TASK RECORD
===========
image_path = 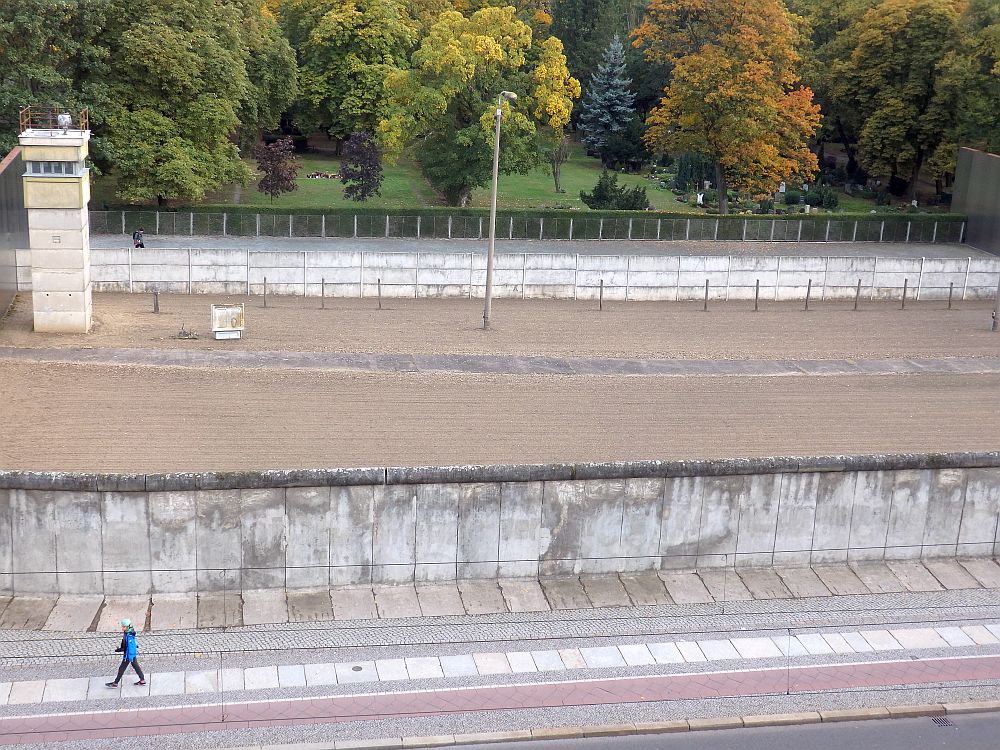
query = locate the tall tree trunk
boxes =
[908,149,924,202]
[714,159,729,215]
[550,134,567,193]
[835,117,858,175]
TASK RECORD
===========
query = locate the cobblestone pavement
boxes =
[2,579,1000,748]
[2,346,999,378]
[2,567,998,747]
[3,655,999,746]
[2,618,999,708]
[90,236,989,259]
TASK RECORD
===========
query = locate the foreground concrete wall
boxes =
[15,249,1000,301]
[0,453,998,595]
[0,147,27,317]
[953,147,1000,255]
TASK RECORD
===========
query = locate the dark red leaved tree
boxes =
[340,132,383,202]
[254,137,299,202]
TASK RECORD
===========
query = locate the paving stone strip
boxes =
[1,346,998,378]
[2,621,999,707]
[2,560,998,634]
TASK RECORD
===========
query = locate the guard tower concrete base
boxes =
[19,110,92,333]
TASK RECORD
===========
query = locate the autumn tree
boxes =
[534,36,582,193]
[255,136,300,202]
[831,0,963,200]
[280,0,414,144]
[340,131,383,201]
[941,0,1000,160]
[634,0,821,214]
[785,0,879,176]
[378,6,579,206]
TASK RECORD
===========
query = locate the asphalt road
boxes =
[460,713,1000,750]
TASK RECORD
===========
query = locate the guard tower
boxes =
[18,106,92,333]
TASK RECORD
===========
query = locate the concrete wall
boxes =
[0,147,27,317]
[14,248,1000,301]
[953,148,1000,255]
[0,453,998,594]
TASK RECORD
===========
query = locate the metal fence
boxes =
[88,210,968,244]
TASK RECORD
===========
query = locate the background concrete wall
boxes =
[0,453,997,594]
[14,248,1000,301]
[0,147,27,317]
[953,148,1000,255]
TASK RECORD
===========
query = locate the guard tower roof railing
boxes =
[18,106,89,133]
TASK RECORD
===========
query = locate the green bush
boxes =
[802,186,839,209]
[783,189,802,205]
[580,171,650,210]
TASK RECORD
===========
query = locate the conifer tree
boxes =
[578,36,636,161]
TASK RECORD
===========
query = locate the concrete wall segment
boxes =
[284,486,332,588]
[148,491,197,593]
[2,455,1000,592]
[44,243,996,299]
[330,485,374,586]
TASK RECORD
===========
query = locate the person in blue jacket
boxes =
[106,619,146,687]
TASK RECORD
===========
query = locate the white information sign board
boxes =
[211,303,245,340]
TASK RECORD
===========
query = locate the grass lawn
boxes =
[90,142,714,213]
[91,139,913,215]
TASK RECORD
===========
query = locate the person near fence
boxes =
[132,227,144,248]
[106,619,146,687]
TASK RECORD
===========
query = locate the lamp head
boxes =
[500,91,517,101]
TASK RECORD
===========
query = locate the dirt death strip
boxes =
[1,360,996,472]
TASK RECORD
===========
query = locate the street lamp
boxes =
[483,90,517,330]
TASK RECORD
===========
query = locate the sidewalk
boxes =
[4,619,999,707]
[3,573,1000,748]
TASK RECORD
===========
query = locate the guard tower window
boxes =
[25,160,84,177]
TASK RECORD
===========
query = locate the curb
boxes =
[227,699,1000,750]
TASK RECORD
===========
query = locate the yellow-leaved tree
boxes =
[633,0,821,213]
[378,5,579,205]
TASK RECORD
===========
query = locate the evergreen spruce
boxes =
[578,36,636,161]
